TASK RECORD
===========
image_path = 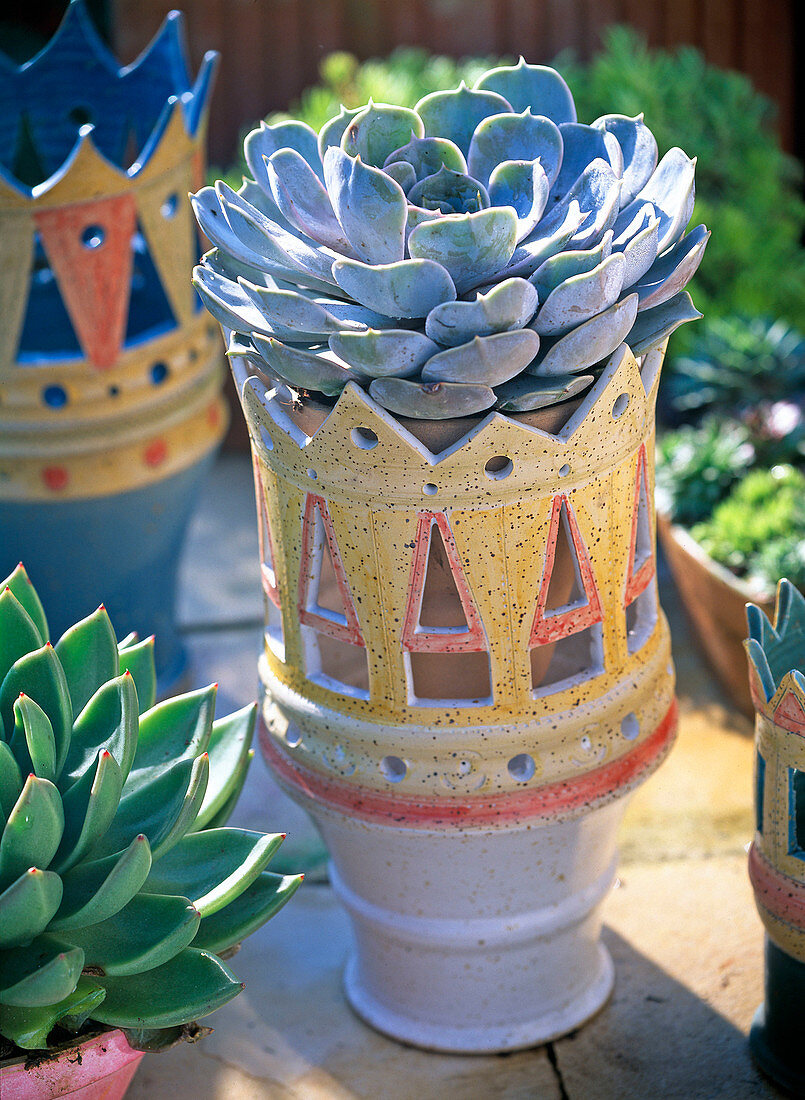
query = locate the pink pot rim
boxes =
[0,1028,143,1098]
[260,698,678,828]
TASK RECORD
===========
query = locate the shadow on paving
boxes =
[552,928,777,1100]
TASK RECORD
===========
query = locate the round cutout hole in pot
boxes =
[423,482,438,496]
[484,455,513,480]
[380,755,407,783]
[351,426,378,450]
[508,753,536,782]
[558,463,570,478]
[612,393,630,419]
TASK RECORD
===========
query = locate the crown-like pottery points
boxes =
[745,580,805,724]
[0,1,217,193]
[0,2,223,501]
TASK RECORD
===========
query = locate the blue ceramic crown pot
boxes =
[0,1,227,687]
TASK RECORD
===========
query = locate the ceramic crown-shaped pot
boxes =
[0,1,228,685]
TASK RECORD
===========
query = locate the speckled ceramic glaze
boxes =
[0,1029,143,1099]
[745,583,805,1092]
[235,338,676,1051]
[0,4,226,686]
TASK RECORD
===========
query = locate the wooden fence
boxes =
[112,0,797,168]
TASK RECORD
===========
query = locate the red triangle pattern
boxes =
[34,193,137,370]
[530,495,603,647]
[624,444,655,605]
[401,512,487,654]
[253,458,280,609]
[298,494,364,646]
[774,689,805,735]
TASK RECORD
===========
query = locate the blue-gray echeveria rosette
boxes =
[192,59,708,420]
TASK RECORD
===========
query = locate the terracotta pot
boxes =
[657,515,774,718]
[0,1029,144,1099]
[237,340,677,1051]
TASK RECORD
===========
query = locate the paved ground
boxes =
[129,454,779,1099]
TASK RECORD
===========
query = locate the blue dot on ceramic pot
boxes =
[81,225,105,249]
[43,384,68,408]
[150,362,169,385]
[161,193,179,219]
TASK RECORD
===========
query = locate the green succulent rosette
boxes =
[0,565,301,1053]
[193,59,708,419]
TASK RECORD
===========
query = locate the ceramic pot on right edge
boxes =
[745,579,805,1094]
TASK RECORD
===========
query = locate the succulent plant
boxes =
[0,564,301,1054]
[192,58,708,419]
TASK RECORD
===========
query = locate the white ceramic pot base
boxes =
[342,944,615,1054]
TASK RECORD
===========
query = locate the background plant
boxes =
[690,466,805,591]
[0,565,301,1056]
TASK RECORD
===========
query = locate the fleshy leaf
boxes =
[487,159,549,240]
[117,635,156,716]
[533,252,626,336]
[323,146,407,265]
[563,159,623,250]
[407,166,490,215]
[54,750,124,874]
[421,330,539,386]
[369,378,496,419]
[495,372,594,411]
[0,978,104,1049]
[408,208,518,294]
[0,777,63,890]
[593,114,658,207]
[329,329,439,378]
[141,829,285,916]
[193,872,303,955]
[91,755,208,862]
[193,704,256,832]
[528,294,639,376]
[332,256,456,319]
[10,694,56,783]
[0,742,23,823]
[617,213,660,288]
[501,200,587,279]
[416,82,512,155]
[130,685,216,779]
[61,893,200,978]
[426,278,538,346]
[92,948,242,1029]
[52,835,152,930]
[635,224,710,311]
[267,148,355,254]
[0,868,62,948]
[193,264,278,338]
[625,290,702,355]
[384,160,417,192]
[0,587,43,688]
[474,58,576,125]
[341,102,424,166]
[54,606,118,718]
[613,147,696,253]
[240,280,385,338]
[0,564,48,643]
[0,642,72,777]
[253,335,365,397]
[318,105,362,162]
[530,232,613,302]
[551,123,623,201]
[66,673,138,787]
[244,119,323,183]
[467,109,562,188]
[0,935,83,1007]
[383,135,467,180]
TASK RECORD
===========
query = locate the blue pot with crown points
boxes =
[745,579,805,1093]
[0,0,227,687]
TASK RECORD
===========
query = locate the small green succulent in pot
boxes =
[0,564,301,1055]
[192,57,708,420]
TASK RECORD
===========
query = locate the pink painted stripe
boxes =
[260,699,678,827]
[749,843,805,928]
